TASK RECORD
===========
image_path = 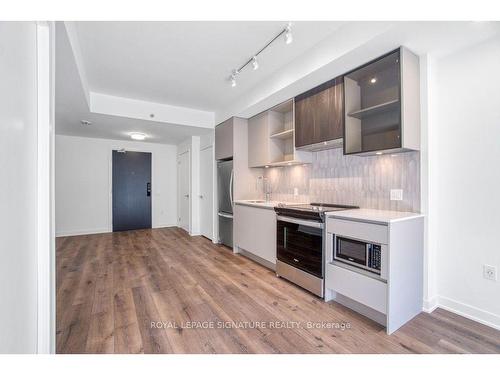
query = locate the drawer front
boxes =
[325,263,387,314]
[327,218,388,244]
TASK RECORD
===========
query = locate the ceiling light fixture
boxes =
[376,152,383,155]
[227,22,293,87]
[370,77,377,84]
[130,132,147,141]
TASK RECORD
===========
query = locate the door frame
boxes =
[199,144,216,240]
[108,146,155,232]
[36,21,55,354]
[177,149,191,233]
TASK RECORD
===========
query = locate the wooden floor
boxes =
[56,228,500,354]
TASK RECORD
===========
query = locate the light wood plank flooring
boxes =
[56,228,500,354]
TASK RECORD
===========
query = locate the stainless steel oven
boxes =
[276,215,324,297]
[334,236,382,274]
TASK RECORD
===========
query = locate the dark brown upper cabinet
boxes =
[343,47,420,156]
[294,76,344,150]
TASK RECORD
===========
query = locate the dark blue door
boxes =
[112,150,152,232]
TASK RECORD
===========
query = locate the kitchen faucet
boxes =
[263,177,271,202]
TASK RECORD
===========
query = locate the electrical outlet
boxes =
[390,189,403,201]
[294,187,299,196]
[483,265,497,281]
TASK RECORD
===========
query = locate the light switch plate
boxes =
[390,189,403,201]
[294,187,299,196]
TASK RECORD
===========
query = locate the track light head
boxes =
[252,56,259,70]
[285,23,293,45]
[230,69,238,87]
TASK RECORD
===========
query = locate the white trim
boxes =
[422,296,439,313]
[56,228,110,238]
[437,296,500,331]
[177,149,191,233]
[56,223,177,238]
[153,223,177,229]
[36,21,53,354]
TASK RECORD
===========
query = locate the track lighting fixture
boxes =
[230,70,238,87]
[285,23,293,45]
[227,22,293,87]
[252,56,259,70]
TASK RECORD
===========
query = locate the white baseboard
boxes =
[423,296,439,313]
[55,228,110,237]
[436,295,500,331]
[153,223,177,229]
[57,223,177,237]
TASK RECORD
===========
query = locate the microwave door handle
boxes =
[366,244,371,268]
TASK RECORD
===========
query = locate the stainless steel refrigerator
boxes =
[217,159,233,247]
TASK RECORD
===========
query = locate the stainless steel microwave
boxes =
[334,236,382,274]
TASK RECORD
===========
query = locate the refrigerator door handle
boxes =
[229,168,234,208]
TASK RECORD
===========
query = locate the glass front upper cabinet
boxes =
[343,47,421,155]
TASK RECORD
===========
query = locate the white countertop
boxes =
[326,208,424,224]
[234,200,301,210]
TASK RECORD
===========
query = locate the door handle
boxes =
[147,182,151,197]
[184,194,189,198]
[199,195,204,199]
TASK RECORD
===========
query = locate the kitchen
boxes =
[18,19,499,356]
[217,47,424,334]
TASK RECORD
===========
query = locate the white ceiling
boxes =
[56,21,500,145]
[55,23,212,144]
[73,21,344,112]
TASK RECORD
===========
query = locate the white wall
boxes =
[0,22,39,353]
[55,135,178,236]
[430,35,500,329]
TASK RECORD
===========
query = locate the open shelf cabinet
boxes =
[248,99,311,168]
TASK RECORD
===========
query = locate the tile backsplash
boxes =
[265,148,420,212]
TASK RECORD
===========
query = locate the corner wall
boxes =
[430,35,500,329]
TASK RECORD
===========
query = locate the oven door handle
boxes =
[276,215,324,229]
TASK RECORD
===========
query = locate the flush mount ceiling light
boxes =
[228,22,293,88]
[370,77,377,84]
[130,132,147,141]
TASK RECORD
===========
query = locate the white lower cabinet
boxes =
[325,263,387,314]
[325,213,424,334]
[234,204,276,266]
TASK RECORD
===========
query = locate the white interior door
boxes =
[200,146,214,239]
[178,151,190,232]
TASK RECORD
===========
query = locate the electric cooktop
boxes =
[274,203,359,221]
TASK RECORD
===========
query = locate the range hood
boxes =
[295,138,343,152]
